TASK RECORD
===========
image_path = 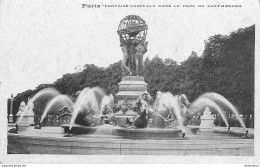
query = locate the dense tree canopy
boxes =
[10,25,254,123]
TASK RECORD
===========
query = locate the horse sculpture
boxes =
[56,105,110,127]
[131,92,153,128]
[56,92,154,128]
[152,92,192,128]
[178,94,194,125]
[54,89,197,130]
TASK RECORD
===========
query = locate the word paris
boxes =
[81,4,242,8]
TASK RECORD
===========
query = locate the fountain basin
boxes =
[186,126,200,134]
[8,123,31,131]
[212,127,254,138]
[61,124,199,139]
[113,127,182,139]
[62,124,98,134]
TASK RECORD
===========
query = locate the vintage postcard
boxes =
[0,0,260,164]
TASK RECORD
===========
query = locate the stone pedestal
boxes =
[200,107,215,131]
[9,114,14,123]
[116,76,148,105]
[16,101,35,127]
[8,97,14,123]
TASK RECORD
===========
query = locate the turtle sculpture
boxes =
[8,124,20,134]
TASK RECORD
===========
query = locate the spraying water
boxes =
[29,88,60,105]
[17,88,60,124]
[69,88,90,130]
[172,95,184,127]
[190,97,229,127]
[157,92,183,126]
[202,92,245,128]
[40,95,73,123]
[100,95,111,113]
[100,94,114,114]
[69,87,105,130]
[109,94,114,109]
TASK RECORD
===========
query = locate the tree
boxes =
[201,25,254,117]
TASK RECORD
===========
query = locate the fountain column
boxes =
[116,76,148,105]
[8,94,14,123]
[116,15,149,106]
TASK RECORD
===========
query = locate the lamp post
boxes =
[9,94,14,123]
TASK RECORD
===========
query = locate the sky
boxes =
[0,0,259,98]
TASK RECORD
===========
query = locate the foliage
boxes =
[213,117,241,127]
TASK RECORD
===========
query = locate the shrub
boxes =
[213,117,241,127]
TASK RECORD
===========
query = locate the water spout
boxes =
[17,88,60,124]
[190,97,229,127]
[69,87,105,130]
[29,88,60,105]
[157,92,183,126]
[69,87,91,130]
[202,92,246,128]
[40,95,73,123]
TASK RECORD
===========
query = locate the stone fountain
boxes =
[16,98,35,127]
[7,15,253,156]
[114,15,151,127]
[116,15,149,105]
[199,107,215,131]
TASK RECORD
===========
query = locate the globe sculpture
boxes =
[116,15,149,106]
[117,15,148,77]
[117,15,148,45]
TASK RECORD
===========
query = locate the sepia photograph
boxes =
[0,0,260,164]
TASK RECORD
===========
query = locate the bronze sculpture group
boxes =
[56,92,195,129]
[120,39,148,77]
[118,15,148,77]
